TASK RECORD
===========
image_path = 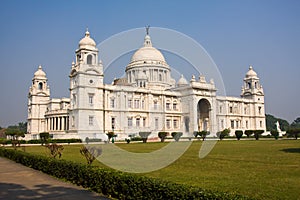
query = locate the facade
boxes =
[27,30,265,140]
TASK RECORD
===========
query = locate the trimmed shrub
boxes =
[244,130,254,138]
[158,132,168,142]
[171,132,183,142]
[254,130,264,140]
[217,129,230,140]
[235,130,243,140]
[139,132,151,143]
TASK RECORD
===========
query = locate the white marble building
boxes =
[27,30,265,140]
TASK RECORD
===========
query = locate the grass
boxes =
[20,139,300,200]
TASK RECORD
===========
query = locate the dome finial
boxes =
[146,25,150,35]
[85,28,90,37]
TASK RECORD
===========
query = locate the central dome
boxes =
[130,35,166,63]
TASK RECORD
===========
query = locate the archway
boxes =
[197,99,211,131]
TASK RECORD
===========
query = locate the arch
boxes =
[38,82,43,90]
[197,99,211,131]
[87,54,93,64]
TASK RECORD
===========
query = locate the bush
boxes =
[171,132,183,142]
[235,130,243,140]
[0,148,250,200]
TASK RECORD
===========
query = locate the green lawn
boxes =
[22,139,300,200]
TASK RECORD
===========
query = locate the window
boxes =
[134,99,140,109]
[173,103,177,110]
[231,120,234,129]
[166,119,171,129]
[154,101,158,110]
[136,118,140,127]
[111,117,115,130]
[166,102,171,110]
[87,54,93,64]
[159,74,162,81]
[236,121,239,128]
[143,118,146,127]
[245,120,248,129]
[88,94,94,105]
[141,100,145,109]
[128,117,133,127]
[258,106,262,115]
[221,120,224,129]
[260,121,263,128]
[110,99,115,108]
[128,99,132,108]
[244,107,247,115]
[173,119,178,129]
[72,116,75,127]
[155,118,159,130]
[89,116,94,126]
[219,106,222,113]
[229,106,233,113]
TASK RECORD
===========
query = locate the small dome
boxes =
[130,34,166,63]
[34,65,46,78]
[79,30,96,48]
[246,66,257,78]
[177,74,188,86]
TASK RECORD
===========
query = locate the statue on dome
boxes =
[146,25,150,35]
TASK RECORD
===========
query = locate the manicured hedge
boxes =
[0,148,251,200]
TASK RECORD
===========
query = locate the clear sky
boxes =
[0,0,299,127]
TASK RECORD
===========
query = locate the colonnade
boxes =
[46,116,69,131]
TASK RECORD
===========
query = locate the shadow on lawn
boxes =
[281,148,300,154]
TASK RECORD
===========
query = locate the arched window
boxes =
[159,74,162,81]
[38,82,43,90]
[87,54,93,65]
[247,82,251,89]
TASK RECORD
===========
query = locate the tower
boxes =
[27,66,50,135]
[68,30,104,138]
[241,65,265,130]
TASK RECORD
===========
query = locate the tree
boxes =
[39,132,49,145]
[45,143,64,158]
[291,117,300,128]
[254,130,264,140]
[171,132,183,142]
[80,146,102,165]
[5,127,25,149]
[217,128,230,140]
[158,132,168,142]
[139,132,151,143]
[265,114,289,131]
[244,130,254,138]
[235,130,243,140]
[270,130,279,140]
[286,128,300,140]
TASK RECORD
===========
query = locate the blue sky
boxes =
[0,0,299,127]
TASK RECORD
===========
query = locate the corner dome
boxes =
[177,74,188,86]
[34,65,46,78]
[130,34,166,63]
[246,66,257,78]
[79,30,96,48]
